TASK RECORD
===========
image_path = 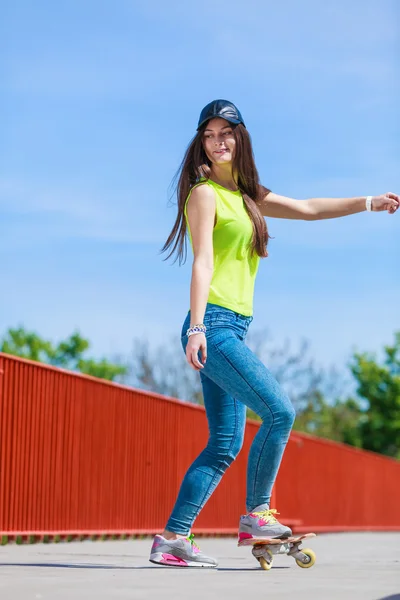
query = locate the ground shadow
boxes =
[217,566,289,571]
[0,562,289,571]
[377,596,400,600]
[0,563,135,570]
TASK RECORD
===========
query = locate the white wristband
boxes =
[366,196,373,212]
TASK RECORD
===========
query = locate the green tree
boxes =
[0,327,128,382]
[294,391,362,447]
[349,331,400,458]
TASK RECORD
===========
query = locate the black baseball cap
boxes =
[197,99,245,130]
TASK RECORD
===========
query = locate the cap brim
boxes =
[197,116,242,130]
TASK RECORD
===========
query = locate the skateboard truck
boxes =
[240,534,317,571]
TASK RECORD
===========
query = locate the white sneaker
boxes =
[149,534,218,568]
[238,509,292,543]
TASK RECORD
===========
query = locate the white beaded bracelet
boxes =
[366,195,373,212]
[186,324,207,337]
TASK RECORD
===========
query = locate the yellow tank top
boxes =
[184,178,260,317]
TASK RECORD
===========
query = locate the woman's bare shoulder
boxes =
[186,182,216,212]
[189,181,216,200]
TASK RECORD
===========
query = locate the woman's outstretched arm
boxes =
[260,191,399,220]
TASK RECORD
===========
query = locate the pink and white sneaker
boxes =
[149,533,218,568]
[238,508,292,543]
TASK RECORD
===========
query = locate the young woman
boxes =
[150,99,399,568]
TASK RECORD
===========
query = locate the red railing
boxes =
[1,352,399,540]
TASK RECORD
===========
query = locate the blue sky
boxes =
[1,0,399,380]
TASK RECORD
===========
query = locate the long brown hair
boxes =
[160,122,271,265]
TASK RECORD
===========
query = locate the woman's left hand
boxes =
[372,192,400,214]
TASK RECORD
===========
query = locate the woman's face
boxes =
[202,118,236,165]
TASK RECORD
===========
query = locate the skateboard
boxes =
[238,533,316,570]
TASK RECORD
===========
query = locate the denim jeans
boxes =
[165,302,296,535]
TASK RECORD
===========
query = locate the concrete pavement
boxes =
[0,532,399,599]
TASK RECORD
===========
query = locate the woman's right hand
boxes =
[186,333,207,371]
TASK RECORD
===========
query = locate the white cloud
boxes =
[0,178,166,247]
[6,1,396,104]
[0,178,102,219]
[6,53,173,100]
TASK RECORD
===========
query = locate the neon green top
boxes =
[184,178,260,317]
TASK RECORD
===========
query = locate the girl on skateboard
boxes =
[150,99,399,568]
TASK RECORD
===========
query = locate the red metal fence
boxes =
[1,352,399,540]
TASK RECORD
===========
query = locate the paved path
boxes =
[0,533,399,599]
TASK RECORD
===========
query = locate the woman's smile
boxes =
[214,148,229,155]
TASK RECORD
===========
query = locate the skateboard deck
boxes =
[238,532,316,546]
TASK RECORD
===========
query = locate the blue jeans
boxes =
[165,302,296,535]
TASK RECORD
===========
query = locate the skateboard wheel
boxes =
[295,548,316,569]
[259,549,273,571]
